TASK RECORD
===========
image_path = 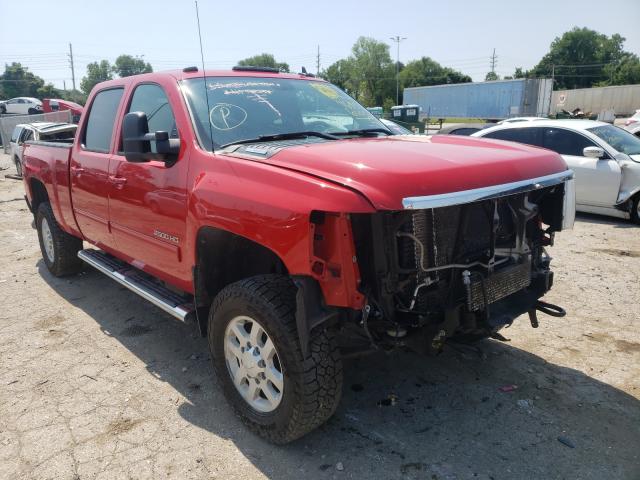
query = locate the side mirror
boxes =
[583,146,605,159]
[123,111,180,163]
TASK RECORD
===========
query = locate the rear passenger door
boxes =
[70,87,124,248]
[542,127,620,207]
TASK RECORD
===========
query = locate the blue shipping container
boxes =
[403,78,552,120]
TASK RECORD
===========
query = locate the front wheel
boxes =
[631,195,640,225]
[28,108,39,115]
[208,275,343,444]
[14,157,22,177]
[36,202,83,276]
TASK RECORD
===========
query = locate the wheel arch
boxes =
[29,178,49,213]
[193,226,288,336]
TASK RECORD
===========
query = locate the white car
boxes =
[497,117,546,124]
[9,122,77,176]
[0,97,43,115]
[472,119,640,224]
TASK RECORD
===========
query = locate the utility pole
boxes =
[316,45,320,76]
[68,43,76,91]
[63,80,67,91]
[390,36,406,106]
[490,48,497,75]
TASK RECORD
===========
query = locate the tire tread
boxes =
[209,274,342,444]
[36,202,83,277]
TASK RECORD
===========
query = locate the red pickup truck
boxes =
[22,67,575,443]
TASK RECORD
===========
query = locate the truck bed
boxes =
[22,141,79,237]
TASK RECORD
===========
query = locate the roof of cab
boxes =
[91,68,326,91]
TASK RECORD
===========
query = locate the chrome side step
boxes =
[78,249,195,323]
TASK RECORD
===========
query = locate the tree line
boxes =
[1,27,638,107]
[237,28,640,108]
[0,54,152,104]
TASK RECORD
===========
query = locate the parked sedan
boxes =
[437,123,488,136]
[472,120,640,224]
[0,97,43,115]
[42,98,84,123]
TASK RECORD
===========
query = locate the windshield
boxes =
[181,76,386,150]
[587,124,640,156]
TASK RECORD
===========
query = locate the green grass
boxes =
[434,117,485,124]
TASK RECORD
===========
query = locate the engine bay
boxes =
[349,182,569,352]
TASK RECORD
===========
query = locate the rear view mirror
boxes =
[123,111,180,163]
[583,146,605,159]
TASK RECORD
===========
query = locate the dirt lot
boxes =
[1,152,639,480]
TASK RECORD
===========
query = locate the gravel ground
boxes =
[1,152,639,480]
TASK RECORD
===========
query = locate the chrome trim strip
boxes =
[402,170,574,210]
[78,250,192,322]
[561,178,576,230]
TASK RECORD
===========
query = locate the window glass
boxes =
[543,128,597,156]
[587,124,640,155]
[21,130,34,142]
[128,84,177,136]
[181,76,385,150]
[126,84,177,152]
[84,88,124,152]
[483,127,542,146]
[10,127,22,143]
[450,127,481,136]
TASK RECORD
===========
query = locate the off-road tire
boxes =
[208,274,342,444]
[14,157,22,177]
[630,194,640,225]
[36,202,83,276]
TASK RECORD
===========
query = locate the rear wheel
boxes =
[36,202,83,276]
[631,195,640,225]
[0,105,6,114]
[209,275,342,444]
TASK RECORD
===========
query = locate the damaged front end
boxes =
[349,171,575,354]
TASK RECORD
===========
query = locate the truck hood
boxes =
[225,135,569,210]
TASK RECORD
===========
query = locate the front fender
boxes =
[616,160,640,205]
[187,154,374,309]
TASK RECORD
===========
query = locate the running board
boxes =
[78,249,195,323]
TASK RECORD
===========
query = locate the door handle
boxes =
[70,166,85,175]
[108,175,127,189]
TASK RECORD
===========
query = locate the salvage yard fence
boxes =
[0,111,72,153]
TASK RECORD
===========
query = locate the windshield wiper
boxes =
[221,131,339,148]
[329,128,392,137]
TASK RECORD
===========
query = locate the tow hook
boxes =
[528,300,567,328]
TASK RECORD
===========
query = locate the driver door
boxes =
[108,82,189,286]
[543,127,621,207]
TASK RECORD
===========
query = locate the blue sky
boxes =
[1,0,639,89]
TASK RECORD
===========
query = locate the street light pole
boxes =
[390,36,406,105]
